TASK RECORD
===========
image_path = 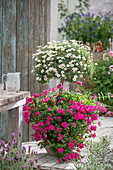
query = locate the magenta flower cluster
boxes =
[23,84,106,163]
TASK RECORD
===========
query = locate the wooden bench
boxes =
[0,91,30,144]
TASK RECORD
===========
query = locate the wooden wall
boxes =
[0,0,50,142]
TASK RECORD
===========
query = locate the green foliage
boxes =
[74,136,113,170]
[59,12,113,50]
[58,0,90,19]
[93,52,113,107]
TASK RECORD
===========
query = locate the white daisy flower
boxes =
[41,69,44,73]
[62,74,65,77]
[56,74,60,77]
[67,64,70,67]
[36,77,39,80]
[80,74,83,78]
[71,64,74,67]
[59,60,62,63]
[39,78,41,81]
[47,57,51,61]
[73,77,76,81]
[74,75,78,78]
[42,60,46,63]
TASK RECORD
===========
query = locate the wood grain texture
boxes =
[8,106,23,145]
[0,0,51,142]
[16,0,29,91]
[0,0,17,143]
[0,91,30,106]
[2,0,16,74]
[28,0,41,95]
[0,111,8,142]
[0,0,3,82]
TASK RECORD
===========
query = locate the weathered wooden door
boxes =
[0,0,50,142]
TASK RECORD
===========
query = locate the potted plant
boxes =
[23,83,106,163]
[59,12,113,51]
[31,39,93,85]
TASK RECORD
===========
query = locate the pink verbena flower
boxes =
[34,93,39,98]
[48,107,52,111]
[90,114,98,121]
[68,142,74,149]
[57,116,61,121]
[24,111,30,118]
[91,133,96,138]
[73,152,79,159]
[88,106,96,113]
[38,121,44,127]
[74,112,83,120]
[100,106,107,113]
[92,94,98,100]
[24,118,30,125]
[35,111,40,116]
[78,143,84,149]
[64,156,68,161]
[57,84,63,89]
[58,99,62,103]
[89,125,97,131]
[48,125,55,130]
[57,148,64,153]
[57,108,65,115]
[58,158,62,163]
[27,97,33,103]
[68,153,74,160]
[23,106,28,111]
[51,87,57,92]
[70,122,76,128]
[57,134,63,141]
[34,132,42,141]
[61,122,68,128]
[70,100,76,105]
[56,127,62,133]
[76,81,82,86]
[63,88,67,92]
[87,119,92,125]
[62,97,65,101]
[98,121,102,126]
[32,125,38,130]
[43,90,49,93]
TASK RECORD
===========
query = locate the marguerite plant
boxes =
[32,40,93,84]
[23,82,106,163]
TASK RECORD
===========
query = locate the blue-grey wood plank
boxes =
[28,0,42,95]
[16,0,29,91]
[0,0,3,83]
[0,111,8,142]
[2,0,16,74]
[0,0,16,142]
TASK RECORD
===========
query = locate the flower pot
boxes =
[45,145,55,156]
